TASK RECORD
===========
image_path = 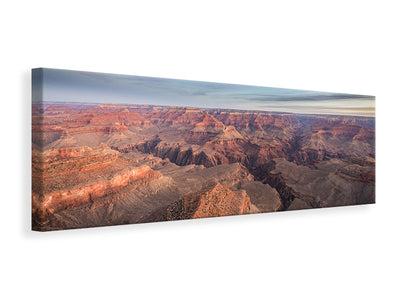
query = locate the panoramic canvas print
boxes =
[32,68,375,231]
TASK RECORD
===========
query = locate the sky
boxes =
[32,68,375,117]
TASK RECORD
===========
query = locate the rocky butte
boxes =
[32,102,375,231]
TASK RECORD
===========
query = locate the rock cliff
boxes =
[32,102,375,230]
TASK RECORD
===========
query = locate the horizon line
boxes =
[33,100,376,119]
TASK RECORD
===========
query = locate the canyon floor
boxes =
[32,102,375,231]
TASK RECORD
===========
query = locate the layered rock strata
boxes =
[32,102,375,230]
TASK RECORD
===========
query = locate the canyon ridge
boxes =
[32,102,375,231]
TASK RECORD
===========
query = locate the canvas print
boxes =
[32,68,375,231]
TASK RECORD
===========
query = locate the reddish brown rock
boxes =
[31,102,375,231]
[147,183,251,222]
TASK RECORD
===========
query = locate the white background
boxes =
[1,1,399,299]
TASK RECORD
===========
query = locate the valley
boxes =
[32,102,375,230]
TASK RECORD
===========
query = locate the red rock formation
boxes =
[336,164,375,182]
[88,111,150,126]
[32,142,162,218]
[31,102,375,231]
[147,183,251,222]
[37,165,161,214]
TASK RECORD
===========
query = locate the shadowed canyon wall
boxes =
[32,102,375,230]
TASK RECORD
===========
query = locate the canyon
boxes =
[32,102,375,231]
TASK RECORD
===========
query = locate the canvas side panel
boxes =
[373,96,376,204]
[31,68,46,231]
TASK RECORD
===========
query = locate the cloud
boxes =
[33,68,375,117]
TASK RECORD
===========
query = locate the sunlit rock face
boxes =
[32,102,375,231]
